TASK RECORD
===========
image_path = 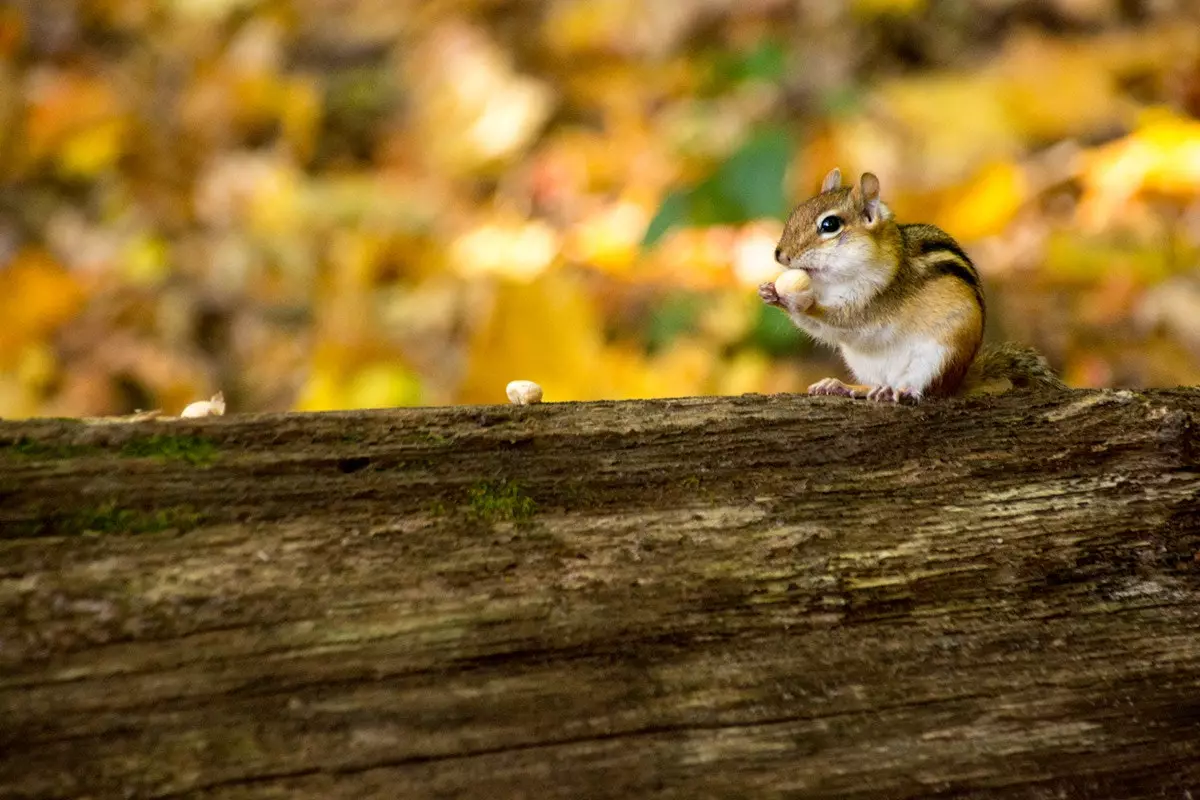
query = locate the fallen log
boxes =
[1,388,1199,799]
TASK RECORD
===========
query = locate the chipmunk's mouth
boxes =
[791,250,835,275]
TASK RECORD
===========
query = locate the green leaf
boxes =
[706,40,787,91]
[711,127,790,220]
[687,180,745,226]
[747,302,809,357]
[738,41,786,83]
[819,84,867,117]
[641,188,692,247]
[645,293,704,354]
[643,127,793,250]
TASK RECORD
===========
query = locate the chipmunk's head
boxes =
[774,169,900,304]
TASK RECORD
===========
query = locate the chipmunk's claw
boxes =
[808,379,921,404]
[758,282,784,308]
[865,385,921,405]
[808,378,857,397]
[866,385,897,403]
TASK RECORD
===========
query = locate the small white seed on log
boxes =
[506,380,543,405]
[180,391,226,418]
[774,269,811,300]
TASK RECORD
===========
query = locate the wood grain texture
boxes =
[2,389,1199,799]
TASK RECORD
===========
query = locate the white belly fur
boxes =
[841,337,950,393]
[785,310,952,393]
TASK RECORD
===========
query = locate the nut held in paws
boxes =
[506,380,543,405]
[773,269,811,299]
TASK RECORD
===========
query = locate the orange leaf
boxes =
[0,249,87,366]
[933,161,1028,242]
[24,70,126,172]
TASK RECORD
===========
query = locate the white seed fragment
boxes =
[180,391,226,418]
[506,380,543,405]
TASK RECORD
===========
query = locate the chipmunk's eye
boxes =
[818,215,843,234]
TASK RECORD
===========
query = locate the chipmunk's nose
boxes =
[774,247,785,266]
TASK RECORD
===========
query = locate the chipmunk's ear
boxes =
[858,172,882,224]
[820,168,842,193]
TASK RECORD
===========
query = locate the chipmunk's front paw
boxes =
[808,378,857,397]
[758,282,784,308]
[865,385,921,405]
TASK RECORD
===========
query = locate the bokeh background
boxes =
[2,0,1200,418]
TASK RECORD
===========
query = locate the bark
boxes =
[1,388,1199,799]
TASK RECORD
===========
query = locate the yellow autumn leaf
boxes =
[280,78,321,162]
[0,373,37,419]
[867,75,1020,186]
[642,226,740,290]
[698,290,757,346]
[294,364,342,413]
[933,161,1028,242]
[1133,109,1200,195]
[344,362,424,409]
[295,340,425,412]
[1079,108,1200,230]
[246,161,303,235]
[563,199,648,275]
[458,272,611,403]
[598,339,717,401]
[0,249,87,366]
[58,117,127,177]
[545,2,715,59]
[168,0,257,21]
[24,70,127,174]
[328,229,391,292]
[542,0,632,55]
[993,32,1133,143]
[715,350,772,397]
[644,338,717,397]
[407,23,555,175]
[3,340,61,421]
[121,235,171,285]
[1042,232,1172,286]
[450,217,560,283]
[852,0,926,17]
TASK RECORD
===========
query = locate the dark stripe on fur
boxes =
[927,259,980,293]
[928,257,985,320]
[901,224,985,320]
[916,234,973,270]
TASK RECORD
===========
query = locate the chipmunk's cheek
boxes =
[798,246,831,273]
[812,248,841,277]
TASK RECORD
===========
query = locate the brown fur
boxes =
[774,174,905,330]
[963,344,1067,394]
[918,277,985,395]
[768,169,1064,399]
[772,169,989,398]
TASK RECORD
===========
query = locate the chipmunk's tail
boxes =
[964,344,1068,396]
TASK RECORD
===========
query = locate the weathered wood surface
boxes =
[2,389,1199,799]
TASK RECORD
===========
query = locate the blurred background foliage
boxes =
[2,0,1200,417]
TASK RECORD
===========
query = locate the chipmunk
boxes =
[759,168,1065,402]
